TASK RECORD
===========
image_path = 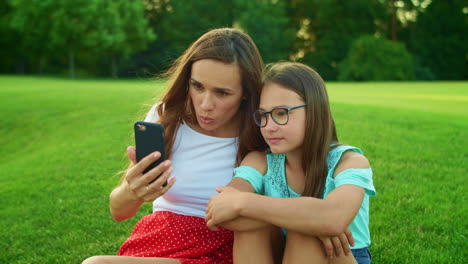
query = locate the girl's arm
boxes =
[215,178,270,231]
[212,151,270,231]
[208,151,369,237]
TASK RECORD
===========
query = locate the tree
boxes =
[8,0,57,74]
[9,0,155,78]
[284,0,320,60]
[160,0,234,72]
[385,0,419,41]
[9,0,103,78]
[0,1,18,73]
[91,0,155,78]
[235,0,294,63]
[121,0,235,76]
[338,35,414,81]
[408,0,467,80]
[298,0,387,80]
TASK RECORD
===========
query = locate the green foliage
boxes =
[7,0,57,73]
[1,0,467,80]
[89,0,156,77]
[161,0,233,53]
[338,35,414,81]
[121,0,234,76]
[8,0,154,78]
[407,0,467,80]
[299,0,387,80]
[413,57,435,81]
[235,0,294,63]
[0,1,20,72]
[0,77,466,263]
[385,0,419,41]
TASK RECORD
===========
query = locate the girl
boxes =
[206,62,376,264]
[83,28,267,264]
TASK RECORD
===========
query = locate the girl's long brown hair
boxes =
[263,62,339,198]
[157,28,267,164]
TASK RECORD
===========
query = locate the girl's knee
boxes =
[283,231,327,264]
[235,224,280,240]
[284,231,357,264]
[286,230,322,246]
[234,225,284,264]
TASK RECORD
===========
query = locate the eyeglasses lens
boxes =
[253,111,265,127]
[272,108,288,125]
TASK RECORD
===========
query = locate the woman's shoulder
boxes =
[240,150,268,175]
[144,103,161,122]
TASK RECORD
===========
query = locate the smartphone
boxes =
[134,121,167,186]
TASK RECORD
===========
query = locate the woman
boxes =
[83,28,266,264]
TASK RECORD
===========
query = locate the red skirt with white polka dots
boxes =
[117,211,233,264]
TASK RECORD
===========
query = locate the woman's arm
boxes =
[208,151,369,237]
[110,147,175,221]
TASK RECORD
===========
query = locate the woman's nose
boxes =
[200,93,214,111]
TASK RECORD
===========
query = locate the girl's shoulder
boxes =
[240,150,268,175]
[328,144,363,162]
[334,151,370,177]
[327,145,370,177]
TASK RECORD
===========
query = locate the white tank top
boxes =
[144,106,238,218]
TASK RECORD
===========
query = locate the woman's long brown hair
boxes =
[157,28,267,165]
[263,62,339,198]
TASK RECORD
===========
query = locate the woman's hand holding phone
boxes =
[124,146,176,202]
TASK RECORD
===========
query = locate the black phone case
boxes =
[134,122,167,185]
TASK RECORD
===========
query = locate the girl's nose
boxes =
[263,116,279,132]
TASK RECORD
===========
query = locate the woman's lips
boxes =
[200,116,214,125]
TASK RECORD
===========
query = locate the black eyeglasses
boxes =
[253,104,306,127]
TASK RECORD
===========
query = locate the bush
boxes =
[414,57,436,81]
[338,35,415,81]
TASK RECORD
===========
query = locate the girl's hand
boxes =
[205,186,243,231]
[124,146,176,202]
[319,228,355,258]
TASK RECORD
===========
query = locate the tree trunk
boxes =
[391,0,398,41]
[69,49,75,79]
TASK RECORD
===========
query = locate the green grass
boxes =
[0,76,466,263]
